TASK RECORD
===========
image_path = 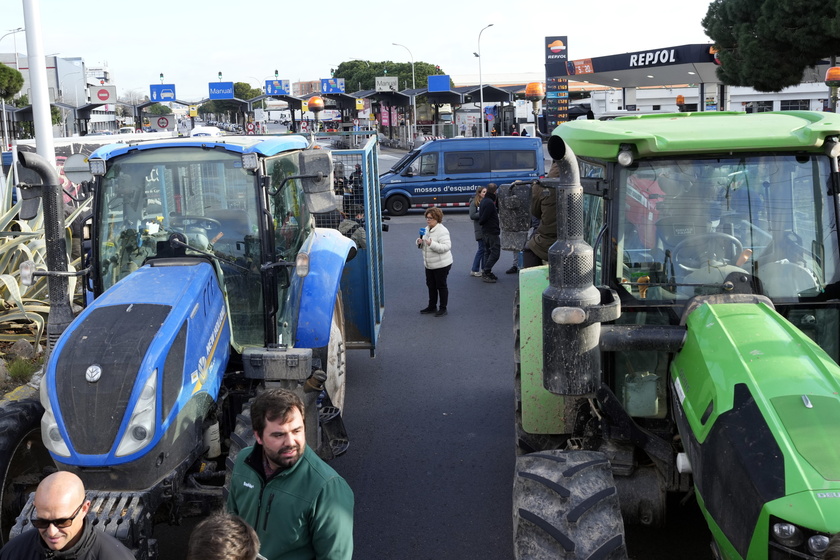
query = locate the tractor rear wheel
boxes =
[513,450,627,560]
[0,398,52,544]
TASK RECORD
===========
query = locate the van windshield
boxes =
[386,149,419,174]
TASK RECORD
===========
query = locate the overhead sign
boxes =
[209,81,235,100]
[321,78,345,94]
[150,84,176,102]
[94,86,117,103]
[265,79,290,96]
[427,75,450,92]
[375,77,398,92]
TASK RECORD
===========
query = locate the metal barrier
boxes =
[322,134,385,356]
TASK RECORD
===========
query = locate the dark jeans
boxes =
[483,233,501,273]
[471,238,485,272]
[425,264,451,309]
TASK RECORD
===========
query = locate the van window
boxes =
[444,151,489,174]
[408,153,438,176]
[491,150,537,172]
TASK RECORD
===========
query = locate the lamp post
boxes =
[392,43,416,144]
[474,23,493,137]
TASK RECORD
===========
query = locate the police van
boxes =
[380,137,546,215]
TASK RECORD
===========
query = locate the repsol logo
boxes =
[629,49,676,67]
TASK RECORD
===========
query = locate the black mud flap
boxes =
[318,391,349,460]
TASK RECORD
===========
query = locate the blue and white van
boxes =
[380,137,546,215]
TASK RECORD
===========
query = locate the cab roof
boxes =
[90,135,311,160]
[555,111,840,161]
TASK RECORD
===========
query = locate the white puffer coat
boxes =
[421,223,453,270]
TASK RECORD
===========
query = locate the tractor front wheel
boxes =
[513,450,627,560]
[0,398,52,544]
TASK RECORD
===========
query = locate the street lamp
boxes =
[475,23,494,137]
[0,28,24,70]
[392,43,416,143]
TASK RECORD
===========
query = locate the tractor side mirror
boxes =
[298,150,340,213]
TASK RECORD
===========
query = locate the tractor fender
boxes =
[296,228,354,348]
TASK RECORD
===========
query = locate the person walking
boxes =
[469,186,487,277]
[227,389,354,560]
[417,206,453,316]
[479,183,501,283]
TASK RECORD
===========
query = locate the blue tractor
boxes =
[0,134,384,558]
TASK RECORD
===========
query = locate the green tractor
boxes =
[506,111,840,559]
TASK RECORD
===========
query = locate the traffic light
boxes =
[435,65,441,73]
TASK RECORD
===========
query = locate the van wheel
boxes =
[386,195,409,216]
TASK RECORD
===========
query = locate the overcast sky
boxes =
[3,0,714,101]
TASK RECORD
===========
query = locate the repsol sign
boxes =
[629,49,677,67]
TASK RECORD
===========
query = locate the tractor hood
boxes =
[671,301,840,554]
[41,261,231,474]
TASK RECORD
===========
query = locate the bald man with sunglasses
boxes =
[0,472,133,560]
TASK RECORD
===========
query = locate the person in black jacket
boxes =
[0,471,134,560]
[478,183,501,283]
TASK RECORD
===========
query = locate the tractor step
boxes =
[318,401,349,459]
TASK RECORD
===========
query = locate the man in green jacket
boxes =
[227,389,354,560]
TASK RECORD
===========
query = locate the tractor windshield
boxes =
[615,155,840,302]
[95,147,266,347]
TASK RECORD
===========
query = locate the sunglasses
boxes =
[31,500,86,529]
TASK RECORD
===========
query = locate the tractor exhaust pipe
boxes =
[17,150,74,351]
[542,136,619,396]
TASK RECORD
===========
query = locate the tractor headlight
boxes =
[115,370,157,457]
[772,522,804,547]
[39,376,70,457]
[808,534,830,555]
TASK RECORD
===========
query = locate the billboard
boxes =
[544,36,569,129]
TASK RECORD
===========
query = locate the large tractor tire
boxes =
[513,450,627,560]
[0,398,52,544]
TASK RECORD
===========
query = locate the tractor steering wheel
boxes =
[169,215,222,232]
[672,232,743,271]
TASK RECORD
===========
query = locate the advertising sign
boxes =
[375,77,398,92]
[265,79,290,95]
[320,78,345,93]
[150,84,176,102]
[209,82,235,100]
[544,36,570,128]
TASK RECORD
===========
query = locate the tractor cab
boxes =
[88,136,331,352]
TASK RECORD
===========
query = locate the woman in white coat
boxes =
[417,206,453,317]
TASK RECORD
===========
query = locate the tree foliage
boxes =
[702,0,840,92]
[0,63,24,101]
[146,103,172,116]
[334,60,447,93]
